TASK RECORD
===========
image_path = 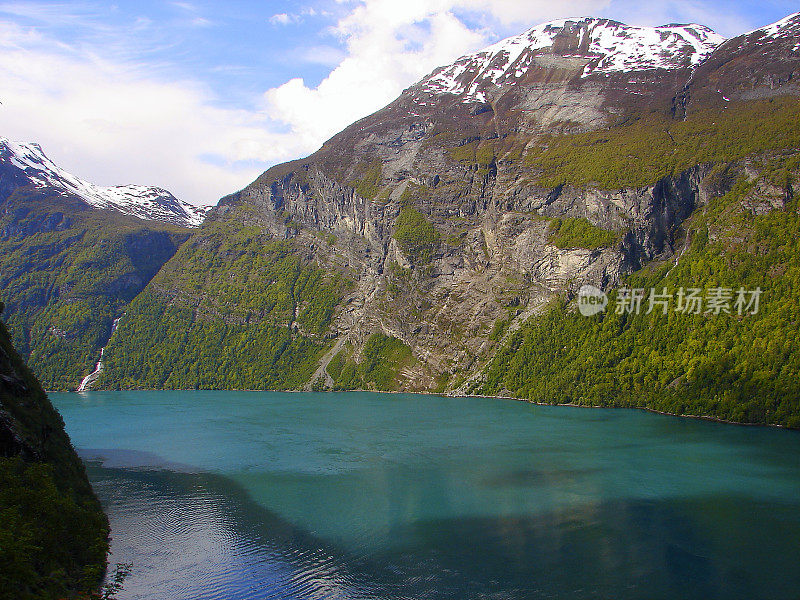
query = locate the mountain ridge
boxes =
[0,137,210,228]
[0,140,196,390]
[2,12,799,427]
[415,17,725,104]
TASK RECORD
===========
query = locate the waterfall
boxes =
[77,316,121,392]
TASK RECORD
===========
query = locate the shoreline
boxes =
[466,395,793,430]
[56,387,796,431]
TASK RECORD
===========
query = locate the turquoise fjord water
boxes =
[52,391,800,600]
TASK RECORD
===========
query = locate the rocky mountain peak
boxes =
[745,11,800,45]
[674,12,800,116]
[414,17,724,104]
[0,137,210,227]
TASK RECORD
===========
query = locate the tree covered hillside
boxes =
[478,153,800,428]
[0,189,189,390]
[0,303,109,599]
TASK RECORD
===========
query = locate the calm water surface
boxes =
[51,391,800,600]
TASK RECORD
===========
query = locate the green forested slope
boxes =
[0,307,108,599]
[325,333,416,391]
[97,219,352,390]
[96,96,800,427]
[0,190,188,390]
[525,97,800,188]
[478,158,800,427]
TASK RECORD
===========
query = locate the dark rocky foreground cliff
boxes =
[0,301,109,599]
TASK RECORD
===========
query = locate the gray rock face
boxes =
[206,13,797,390]
[215,139,723,386]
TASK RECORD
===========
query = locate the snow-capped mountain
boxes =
[673,12,800,116]
[0,138,210,227]
[416,17,725,103]
[180,11,800,410]
[742,11,800,48]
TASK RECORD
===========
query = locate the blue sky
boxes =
[0,0,796,205]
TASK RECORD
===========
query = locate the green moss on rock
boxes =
[393,208,440,265]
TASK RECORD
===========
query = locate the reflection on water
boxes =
[52,392,800,600]
[86,456,800,600]
[87,460,365,600]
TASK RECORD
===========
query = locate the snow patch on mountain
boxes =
[743,11,800,38]
[741,12,800,51]
[417,17,724,103]
[582,21,722,75]
[0,138,210,227]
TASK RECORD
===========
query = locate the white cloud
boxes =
[3,0,758,208]
[297,45,348,67]
[270,6,328,26]
[0,2,510,205]
[258,0,614,152]
[0,22,306,205]
[269,13,294,25]
[190,16,212,27]
[261,6,486,150]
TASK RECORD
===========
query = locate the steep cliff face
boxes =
[477,154,800,427]
[99,14,800,424]
[211,155,716,388]
[0,304,109,598]
[198,16,760,388]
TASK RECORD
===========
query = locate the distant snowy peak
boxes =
[740,12,800,50]
[0,138,210,227]
[417,17,724,103]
